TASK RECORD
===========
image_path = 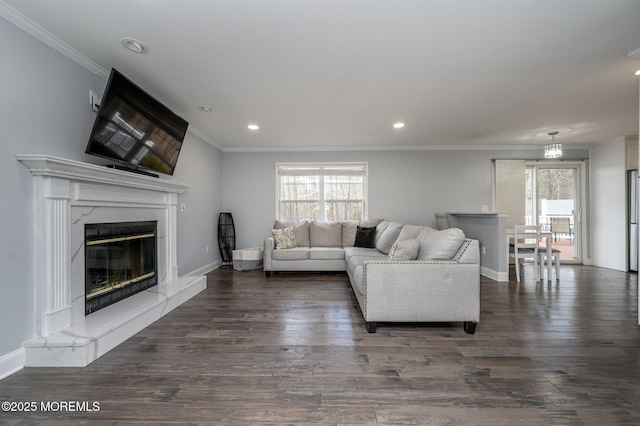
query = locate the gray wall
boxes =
[221,148,590,249]
[0,17,222,361]
[173,134,223,275]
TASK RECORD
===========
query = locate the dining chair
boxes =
[550,216,573,245]
[434,213,451,230]
[509,224,541,282]
[538,245,561,282]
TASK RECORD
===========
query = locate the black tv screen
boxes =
[86,68,188,176]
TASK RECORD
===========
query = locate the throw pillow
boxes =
[388,239,420,260]
[416,228,465,260]
[341,218,382,247]
[272,227,297,249]
[274,220,310,247]
[354,226,376,248]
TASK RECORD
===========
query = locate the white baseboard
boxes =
[0,347,25,380]
[481,266,508,282]
[187,260,222,277]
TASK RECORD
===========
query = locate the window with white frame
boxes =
[276,162,367,222]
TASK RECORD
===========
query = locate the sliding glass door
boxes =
[525,164,581,262]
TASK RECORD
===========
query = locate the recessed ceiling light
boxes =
[121,38,149,54]
[635,70,640,76]
[198,105,213,112]
[248,124,259,130]
[393,122,405,129]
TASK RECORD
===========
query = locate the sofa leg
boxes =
[265,271,271,277]
[365,322,377,333]
[463,321,477,334]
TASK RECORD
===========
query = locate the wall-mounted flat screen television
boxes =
[86,68,188,176]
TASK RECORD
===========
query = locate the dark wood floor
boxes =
[1,265,639,425]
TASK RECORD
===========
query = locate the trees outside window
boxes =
[277,163,367,222]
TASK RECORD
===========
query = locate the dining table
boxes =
[506,229,555,282]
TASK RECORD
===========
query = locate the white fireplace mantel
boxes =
[16,154,191,194]
[16,155,206,367]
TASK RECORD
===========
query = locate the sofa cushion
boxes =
[309,247,345,260]
[341,221,358,247]
[376,221,403,254]
[388,239,420,260]
[310,221,342,247]
[272,227,297,249]
[347,253,388,270]
[344,247,385,263]
[347,255,381,295]
[397,225,433,242]
[375,220,392,245]
[274,220,310,247]
[271,247,309,261]
[354,226,376,248]
[417,228,466,260]
[351,263,365,295]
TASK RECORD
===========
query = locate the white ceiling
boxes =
[2,0,640,151]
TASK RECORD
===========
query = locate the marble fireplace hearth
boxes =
[16,155,206,367]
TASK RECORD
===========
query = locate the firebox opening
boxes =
[85,221,157,315]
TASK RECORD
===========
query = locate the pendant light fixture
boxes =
[544,131,562,159]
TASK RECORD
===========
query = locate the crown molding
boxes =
[0,1,108,79]
[222,144,592,153]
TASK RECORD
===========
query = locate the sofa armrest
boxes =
[453,239,480,264]
[361,259,480,323]
[263,237,275,272]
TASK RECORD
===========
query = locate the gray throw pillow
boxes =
[388,239,420,260]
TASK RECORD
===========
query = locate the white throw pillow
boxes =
[388,239,420,260]
[272,227,297,249]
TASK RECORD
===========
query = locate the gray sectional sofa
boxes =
[264,219,480,333]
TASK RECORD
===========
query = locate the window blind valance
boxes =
[277,163,367,176]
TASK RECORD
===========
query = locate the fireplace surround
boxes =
[16,155,206,367]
